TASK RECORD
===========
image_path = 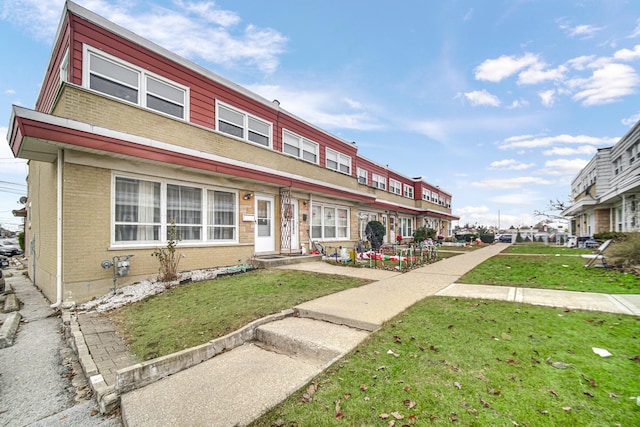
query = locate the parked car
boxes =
[567,235,598,249]
[0,268,5,293]
[0,240,22,256]
[0,255,8,269]
[499,234,513,243]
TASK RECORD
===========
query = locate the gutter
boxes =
[51,149,63,308]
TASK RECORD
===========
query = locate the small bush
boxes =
[607,232,640,269]
[479,234,494,244]
[365,221,385,250]
[594,231,626,241]
[152,222,182,282]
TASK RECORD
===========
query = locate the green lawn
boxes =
[109,270,371,361]
[251,297,640,427]
[458,251,639,294]
[505,244,591,255]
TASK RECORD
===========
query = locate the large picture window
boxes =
[282,130,318,163]
[85,47,187,119]
[113,175,237,245]
[311,203,350,240]
[217,102,272,147]
[398,216,414,238]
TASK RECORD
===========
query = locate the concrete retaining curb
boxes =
[114,308,295,395]
[63,307,296,414]
[0,311,22,348]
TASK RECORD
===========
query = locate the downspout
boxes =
[51,149,63,308]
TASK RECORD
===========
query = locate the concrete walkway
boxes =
[108,244,638,426]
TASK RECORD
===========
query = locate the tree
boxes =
[534,198,571,221]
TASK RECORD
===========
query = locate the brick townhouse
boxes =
[7,1,458,304]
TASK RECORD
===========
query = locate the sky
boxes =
[2,0,640,232]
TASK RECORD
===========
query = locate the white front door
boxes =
[255,195,275,253]
[282,199,299,251]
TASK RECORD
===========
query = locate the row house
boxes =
[563,120,640,235]
[6,1,458,304]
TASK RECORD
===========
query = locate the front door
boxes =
[255,195,275,253]
[282,199,299,251]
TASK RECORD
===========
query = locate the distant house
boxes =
[563,121,640,235]
[6,1,458,304]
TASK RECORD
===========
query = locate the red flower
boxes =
[396,235,403,242]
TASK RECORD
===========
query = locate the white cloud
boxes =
[506,99,528,109]
[567,55,597,71]
[463,90,501,107]
[538,158,589,177]
[568,62,640,106]
[489,159,535,170]
[542,146,599,156]
[621,112,640,126]
[471,176,553,189]
[4,89,16,95]
[0,0,287,74]
[566,24,604,39]
[613,44,640,61]
[474,53,539,82]
[247,84,383,131]
[538,89,555,107]
[518,64,567,85]
[499,134,617,150]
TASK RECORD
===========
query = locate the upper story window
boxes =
[217,102,272,148]
[389,179,401,195]
[372,173,386,190]
[357,168,368,184]
[326,148,351,174]
[628,141,638,166]
[613,156,622,175]
[422,187,429,201]
[403,184,414,199]
[282,130,318,163]
[431,192,437,202]
[85,47,187,119]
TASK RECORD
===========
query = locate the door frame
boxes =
[254,194,275,253]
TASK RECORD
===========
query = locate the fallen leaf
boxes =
[408,414,417,422]
[344,393,351,400]
[538,409,549,415]
[403,399,417,409]
[380,413,390,419]
[364,396,370,401]
[360,384,368,391]
[388,421,395,427]
[404,386,412,392]
[584,392,594,398]
[454,382,462,389]
[630,356,640,364]
[90,410,99,416]
[563,407,572,412]
[467,408,478,415]
[391,411,404,420]
[488,389,501,395]
[335,400,343,419]
[394,335,402,343]
[449,413,458,422]
[377,365,387,371]
[480,399,490,408]
[549,389,559,398]
[531,357,540,364]
[476,374,489,382]
[608,392,618,399]
[501,333,512,341]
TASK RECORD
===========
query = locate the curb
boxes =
[0,311,22,348]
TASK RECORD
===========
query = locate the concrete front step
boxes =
[255,317,370,365]
[121,342,328,427]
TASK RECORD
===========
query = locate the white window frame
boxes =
[422,187,429,201]
[613,156,622,175]
[398,216,414,238]
[282,129,318,163]
[403,184,414,199]
[310,203,350,241]
[60,48,69,83]
[357,168,368,185]
[216,101,272,148]
[325,148,352,175]
[83,46,188,120]
[111,173,238,247]
[389,179,401,195]
[372,173,386,190]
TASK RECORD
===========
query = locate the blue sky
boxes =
[2,0,640,232]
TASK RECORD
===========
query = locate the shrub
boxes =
[479,234,494,244]
[17,231,25,252]
[516,232,523,243]
[607,232,640,269]
[594,231,626,241]
[152,221,182,282]
[365,221,385,250]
